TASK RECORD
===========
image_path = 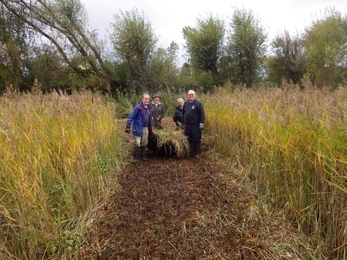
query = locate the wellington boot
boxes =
[141,146,148,161]
[195,142,201,157]
[189,141,195,156]
[132,146,141,163]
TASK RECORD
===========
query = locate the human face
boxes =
[153,97,160,104]
[178,100,184,108]
[142,94,150,107]
[188,92,195,102]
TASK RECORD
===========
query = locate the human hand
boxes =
[125,127,131,134]
[199,123,204,130]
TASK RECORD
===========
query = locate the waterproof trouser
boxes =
[189,141,201,156]
[185,124,202,156]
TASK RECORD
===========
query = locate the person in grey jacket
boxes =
[151,93,165,129]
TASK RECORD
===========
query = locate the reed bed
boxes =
[0,89,123,259]
[202,86,347,259]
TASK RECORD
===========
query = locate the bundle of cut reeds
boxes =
[152,127,190,157]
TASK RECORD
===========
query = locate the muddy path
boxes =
[79,119,310,259]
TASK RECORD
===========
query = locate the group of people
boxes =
[125,90,205,162]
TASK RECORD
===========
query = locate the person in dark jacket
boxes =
[183,90,205,158]
[125,93,154,162]
[151,93,165,129]
[173,97,184,129]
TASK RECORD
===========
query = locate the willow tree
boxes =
[268,30,306,87]
[182,14,225,82]
[0,0,111,91]
[304,7,347,89]
[226,7,267,88]
[0,4,33,92]
[110,8,158,94]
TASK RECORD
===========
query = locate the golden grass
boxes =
[0,89,123,259]
[201,85,347,259]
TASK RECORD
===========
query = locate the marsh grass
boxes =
[0,89,123,259]
[202,86,347,259]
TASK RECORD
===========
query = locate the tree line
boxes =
[1,1,347,96]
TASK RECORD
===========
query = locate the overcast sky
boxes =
[83,0,346,66]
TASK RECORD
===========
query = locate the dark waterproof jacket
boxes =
[183,99,205,125]
[173,106,184,126]
[126,102,154,137]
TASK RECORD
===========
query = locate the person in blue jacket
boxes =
[183,90,205,158]
[125,93,154,162]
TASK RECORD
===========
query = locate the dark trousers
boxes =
[184,124,202,155]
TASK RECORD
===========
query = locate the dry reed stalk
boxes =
[201,86,347,259]
[0,89,122,259]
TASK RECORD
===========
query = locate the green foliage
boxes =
[267,31,306,86]
[1,1,347,94]
[110,9,180,95]
[0,0,110,93]
[110,8,158,94]
[182,14,225,83]
[176,63,215,92]
[226,7,267,88]
[0,4,32,91]
[304,7,347,89]
[146,42,179,92]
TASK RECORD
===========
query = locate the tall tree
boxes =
[0,0,111,90]
[267,30,306,87]
[148,41,179,93]
[110,8,158,94]
[226,7,267,88]
[304,7,347,89]
[182,14,225,82]
[0,4,32,92]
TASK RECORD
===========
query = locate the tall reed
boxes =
[202,86,347,259]
[0,90,123,259]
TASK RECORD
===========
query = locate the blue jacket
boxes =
[126,102,154,137]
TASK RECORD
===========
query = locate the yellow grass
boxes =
[0,89,123,259]
[201,86,347,259]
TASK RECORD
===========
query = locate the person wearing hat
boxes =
[151,93,165,129]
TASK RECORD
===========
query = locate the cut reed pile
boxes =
[152,128,190,157]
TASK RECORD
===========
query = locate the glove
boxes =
[199,123,204,130]
[125,127,131,134]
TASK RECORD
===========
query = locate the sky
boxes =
[82,0,346,66]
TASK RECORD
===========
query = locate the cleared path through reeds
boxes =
[79,118,313,259]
